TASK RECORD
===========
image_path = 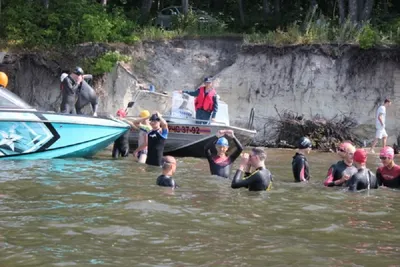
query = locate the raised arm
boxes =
[182,88,200,97]
[226,131,243,162]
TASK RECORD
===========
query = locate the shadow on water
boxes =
[0,149,399,266]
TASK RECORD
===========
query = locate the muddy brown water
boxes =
[0,149,399,266]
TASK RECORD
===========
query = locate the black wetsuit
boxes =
[156,175,178,188]
[324,160,358,187]
[231,167,272,191]
[60,75,80,114]
[146,128,168,167]
[204,136,243,178]
[347,168,378,191]
[112,129,130,158]
[292,152,310,182]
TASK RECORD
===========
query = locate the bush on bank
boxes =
[0,0,399,50]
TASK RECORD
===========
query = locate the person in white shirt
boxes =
[371,99,392,153]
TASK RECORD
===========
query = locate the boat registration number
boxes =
[168,126,211,134]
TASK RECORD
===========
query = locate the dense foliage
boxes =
[0,0,399,49]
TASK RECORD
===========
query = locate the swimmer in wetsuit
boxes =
[324,142,357,187]
[146,112,168,167]
[292,137,312,182]
[231,147,273,191]
[156,156,178,188]
[376,146,400,188]
[112,108,136,158]
[132,110,151,163]
[60,67,84,114]
[204,129,243,178]
[347,149,378,191]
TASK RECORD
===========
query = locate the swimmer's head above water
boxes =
[297,137,312,154]
[162,156,177,175]
[216,137,229,155]
[379,146,394,167]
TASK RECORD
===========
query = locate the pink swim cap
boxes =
[116,108,127,118]
[339,142,353,150]
[380,146,394,159]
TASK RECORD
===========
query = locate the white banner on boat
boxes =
[170,92,196,123]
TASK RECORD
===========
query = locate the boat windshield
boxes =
[0,87,34,109]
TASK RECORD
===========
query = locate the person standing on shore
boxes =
[371,99,392,153]
[292,137,312,182]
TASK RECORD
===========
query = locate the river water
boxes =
[0,149,399,267]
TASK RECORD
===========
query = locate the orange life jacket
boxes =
[195,86,216,112]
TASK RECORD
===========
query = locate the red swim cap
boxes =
[353,149,367,163]
[116,108,127,118]
[380,146,394,159]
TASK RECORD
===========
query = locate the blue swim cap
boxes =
[216,137,229,147]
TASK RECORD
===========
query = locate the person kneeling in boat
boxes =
[376,146,400,188]
[131,110,151,163]
[204,129,243,178]
[346,149,378,191]
[324,142,357,187]
[112,108,136,158]
[0,72,9,89]
[231,147,273,191]
[146,112,168,167]
[292,137,312,182]
[156,156,178,188]
[178,77,218,124]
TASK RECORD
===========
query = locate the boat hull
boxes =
[129,123,256,158]
[0,111,130,159]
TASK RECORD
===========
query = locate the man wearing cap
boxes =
[146,112,169,167]
[371,99,392,153]
[347,149,378,191]
[60,67,84,114]
[132,110,151,163]
[292,137,312,182]
[204,129,243,178]
[324,142,358,187]
[376,146,400,188]
[179,77,218,124]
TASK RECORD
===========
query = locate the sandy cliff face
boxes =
[1,40,400,144]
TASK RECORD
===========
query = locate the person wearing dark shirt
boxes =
[376,146,400,188]
[112,108,136,158]
[156,156,178,188]
[347,149,378,191]
[204,129,243,178]
[324,142,357,187]
[292,136,312,182]
[146,112,169,167]
[179,77,218,124]
[60,67,84,114]
[231,147,272,191]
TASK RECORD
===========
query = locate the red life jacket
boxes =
[195,86,216,112]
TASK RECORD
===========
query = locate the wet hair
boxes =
[162,156,176,171]
[251,147,267,161]
[384,99,391,104]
